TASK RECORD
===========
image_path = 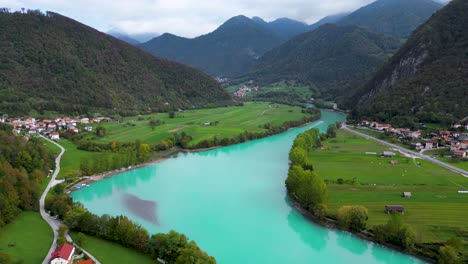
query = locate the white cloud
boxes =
[0,0,449,38]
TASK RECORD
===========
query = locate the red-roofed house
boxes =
[50,243,75,264]
[453,150,466,158]
[50,132,60,140]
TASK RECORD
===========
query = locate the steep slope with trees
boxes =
[245,24,400,103]
[0,10,232,116]
[352,0,468,126]
[338,0,442,39]
[140,15,285,78]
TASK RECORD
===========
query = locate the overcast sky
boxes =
[0,0,450,39]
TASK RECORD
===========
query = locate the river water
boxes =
[71,110,423,264]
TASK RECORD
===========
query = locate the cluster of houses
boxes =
[359,120,468,159]
[0,116,111,140]
[49,243,93,264]
[233,85,260,97]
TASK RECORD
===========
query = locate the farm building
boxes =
[403,192,412,198]
[382,151,395,158]
[385,205,404,214]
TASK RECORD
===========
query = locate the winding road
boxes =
[39,136,100,264]
[342,124,468,178]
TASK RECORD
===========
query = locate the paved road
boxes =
[39,136,100,264]
[342,125,468,178]
[40,136,65,264]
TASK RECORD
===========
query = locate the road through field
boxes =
[343,124,468,178]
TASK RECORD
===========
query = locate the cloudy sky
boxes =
[0,0,450,40]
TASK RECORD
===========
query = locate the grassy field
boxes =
[90,102,309,145]
[70,232,154,264]
[0,211,52,263]
[54,102,311,178]
[57,139,111,179]
[309,130,468,244]
[245,81,313,99]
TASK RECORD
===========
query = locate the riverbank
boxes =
[290,199,436,263]
[67,110,322,191]
[286,128,467,263]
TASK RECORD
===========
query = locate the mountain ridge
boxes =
[0,10,233,115]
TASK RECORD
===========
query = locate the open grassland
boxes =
[245,81,313,99]
[0,212,52,263]
[70,232,154,264]
[90,102,309,145]
[57,139,110,179]
[309,130,468,243]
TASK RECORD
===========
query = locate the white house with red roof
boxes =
[50,132,60,140]
[49,243,75,264]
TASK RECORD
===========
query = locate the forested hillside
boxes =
[245,24,400,104]
[338,0,442,39]
[140,15,285,78]
[0,10,232,116]
[0,123,55,227]
[352,0,468,126]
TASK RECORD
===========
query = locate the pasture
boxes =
[89,102,310,145]
[70,232,154,264]
[309,130,468,243]
[0,212,52,263]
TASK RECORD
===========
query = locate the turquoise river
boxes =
[72,110,424,264]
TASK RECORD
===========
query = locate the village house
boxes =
[453,150,466,158]
[461,141,468,150]
[49,243,75,264]
[410,142,423,150]
[84,126,93,131]
[451,142,461,151]
[50,132,60,140]
[80,117,90,124]
[359,120,370,126]
[425,141,438,149]
[385,205,404,214]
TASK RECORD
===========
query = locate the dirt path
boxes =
[168,125,188,132]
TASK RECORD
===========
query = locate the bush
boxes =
[337,205,368,232]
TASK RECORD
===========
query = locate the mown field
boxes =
[309,130,468,243]
[0,212,52,263]
[88,102,310,145]
[52,102,312,178]
[70,232,154,264]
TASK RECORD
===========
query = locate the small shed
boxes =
[403,192,412,198]
[385,205,404,214]
[382,151,396,158]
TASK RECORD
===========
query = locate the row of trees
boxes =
[285,128,328,218]
[46,195,215,263]
[194,109,321,149]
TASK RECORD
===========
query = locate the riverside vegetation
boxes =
[286,126,467,263]
[56,102,320,179]
[46,193,215,263]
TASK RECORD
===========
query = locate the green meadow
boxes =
[309,130,468,243]
[89,102,310,145]
[70,232,154,264]
[0,212,52,263]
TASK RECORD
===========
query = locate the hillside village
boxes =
[0,115,111,140]
[359,120,468,160]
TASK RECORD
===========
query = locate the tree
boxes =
[168,111,176,118]
[175,241,216,264]
[96,126,106,137]
[326,124,337,138]
[75,232,87,247]
[337,205,369,232]
[438,245,460,264]
[289,147,307,167]
[138,144,151,162]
